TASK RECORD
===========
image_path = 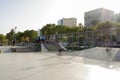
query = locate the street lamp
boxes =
[13,27,17,46]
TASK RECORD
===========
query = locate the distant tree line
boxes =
[40,21,120,40]
[0,29,38,46]
[0,21,120,46]
[40,24,84,39]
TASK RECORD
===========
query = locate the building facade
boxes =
[58,18,77,27]
[84,8,114,27]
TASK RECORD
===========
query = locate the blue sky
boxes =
[0,0,120,34]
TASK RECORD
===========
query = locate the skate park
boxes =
[0,28,120,80]
[0,46,120,80]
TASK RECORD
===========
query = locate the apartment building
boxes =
[84,8,114,27]
[58,18,77,27]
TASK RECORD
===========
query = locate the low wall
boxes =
[0,43,41,53]
[0,46,12,53]
[15,47,33,52]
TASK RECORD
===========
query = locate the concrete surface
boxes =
[64,47,120,62]
[0,52,120,80]
[62,47,120,70]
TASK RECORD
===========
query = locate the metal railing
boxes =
[53,28,120,51]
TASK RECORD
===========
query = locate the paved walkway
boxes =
[0,52,120,80]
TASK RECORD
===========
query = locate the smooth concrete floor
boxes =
[0,52,120,80]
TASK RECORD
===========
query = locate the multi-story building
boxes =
[58,18,77,27]
[84,8,114,27]
[113,13,120,22]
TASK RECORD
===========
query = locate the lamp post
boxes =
[13,27,17,46]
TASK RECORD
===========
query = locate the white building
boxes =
[84,8,114,27]
[58,18,77,27]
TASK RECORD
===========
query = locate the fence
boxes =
[53,28,120,51]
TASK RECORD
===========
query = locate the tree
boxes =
[23,30,38,42]
[94,21,116,30]
[16,32,24,43]
[41,24,56,39]
[6,29,15,45]
[90,19,99,26]
[93,21,119,46]
[40,23,86,40]
[6,28,38,45]
[78,23,83,27]
[0,34,6,45]
[29,30,38,42]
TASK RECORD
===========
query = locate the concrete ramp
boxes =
[0,46,12,53]
[58,43,67,51]
[76,47,120,62]
[111,49,120,61]
[41,43,48,52]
